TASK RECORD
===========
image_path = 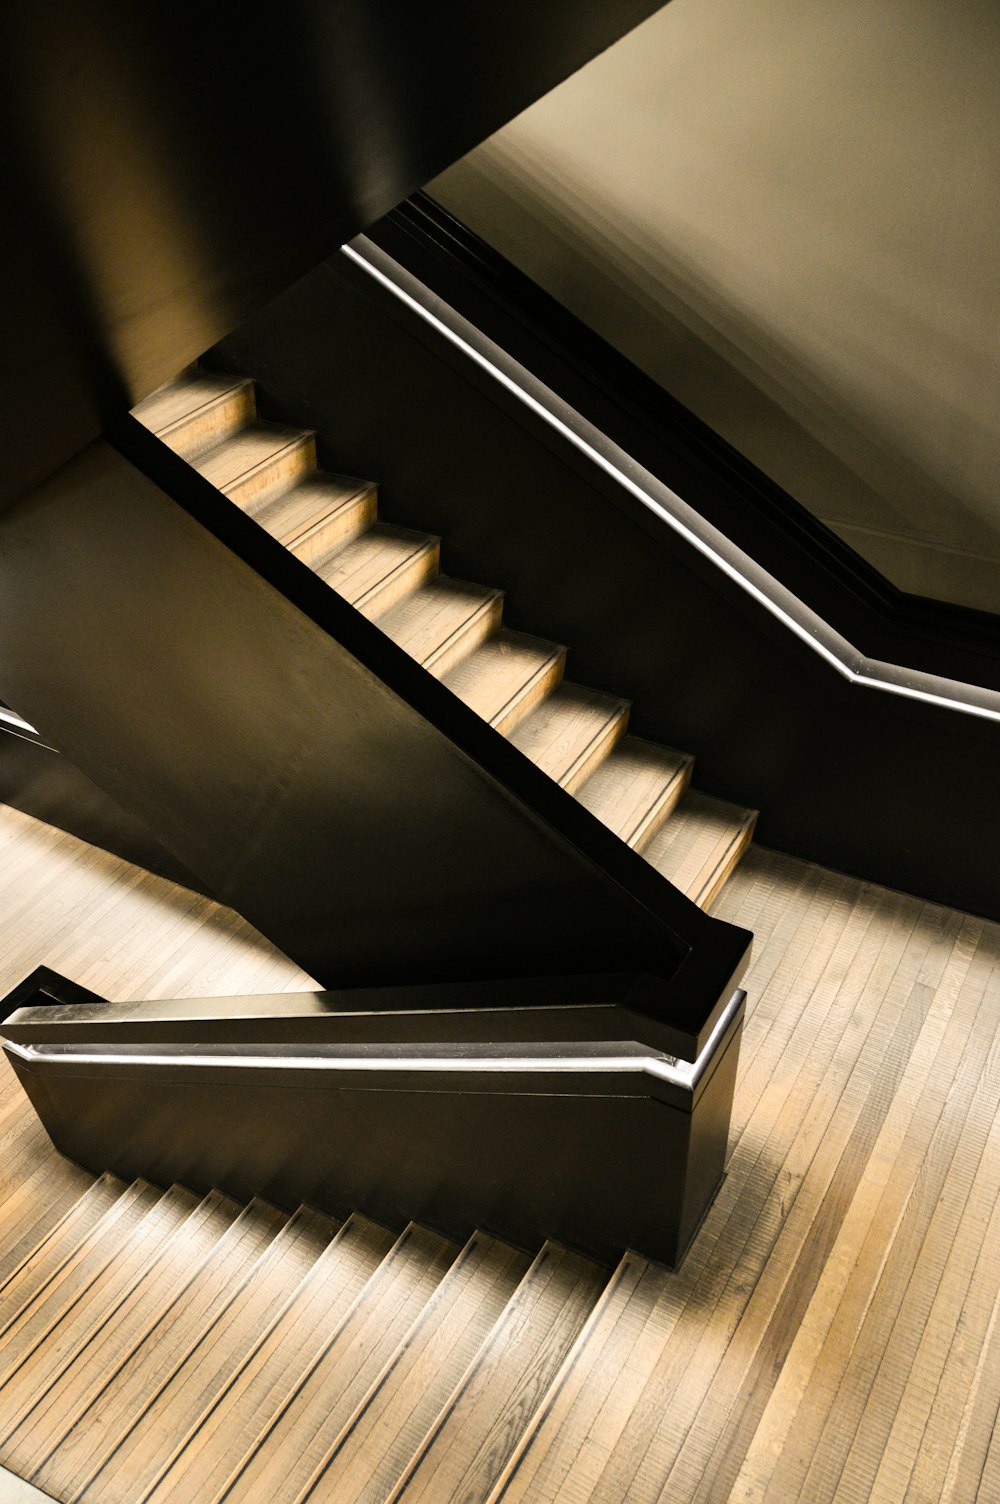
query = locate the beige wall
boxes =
[429,0,1000,613]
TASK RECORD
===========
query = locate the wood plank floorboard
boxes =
[1,808,1000,1501]
[490,845,1000,1504]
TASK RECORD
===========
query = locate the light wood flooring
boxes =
[1,803,999,1502]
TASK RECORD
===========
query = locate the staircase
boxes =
[0,1171,648,1504]
[0,372,760,1503]
[134,370,757,912]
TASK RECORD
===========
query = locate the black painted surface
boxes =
[0,967,720,1059]
[204,243,1000,921]
[370,196,1000,692]
[0,726,210,896]
[0,0,667,508]
[2,971,746,1266]
[0,440,749,1058]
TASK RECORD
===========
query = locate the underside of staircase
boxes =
[133,369,757,909]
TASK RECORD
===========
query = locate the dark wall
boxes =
[0,0,667,508]
[206,250,1000,922]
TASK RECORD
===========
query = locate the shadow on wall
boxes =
[428,0,1000,614]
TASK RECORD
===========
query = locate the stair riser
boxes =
[0,1192,200,1438]
[287,493,378,568]
[352,545,441,619]
[221,436,318,513]
[695,817,756,909]
[158,386,256,461]
[627,768,692,854]
[490,654,566,736]
[0,1200,239,1476]
[423,596,504,680]
[27,1205,288,1500]
[558,713,630,797]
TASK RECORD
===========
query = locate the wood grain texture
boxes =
[390,1242,608,1504]
[644,789,757,908]
[195,424,317,510]
[218,1223,461,1504]
[33,1198,288,1501]
[574,735,692,851]
[82,1205,343,1504]
[507,684,630,795]
[261,476,377,565]
[1,1191,240,1477]
[377,576,504,678]
[5,759,1000,1501]
[145,1213,401,1504]
[441,628,567,731]
[487,846,1000,1504]
[132,373,255,460]
[303,1232,530,1504]
[316,524,440,615]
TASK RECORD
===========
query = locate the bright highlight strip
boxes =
[342,238,1000,725]
[6,991,745,1094]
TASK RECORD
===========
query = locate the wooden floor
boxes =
[1,804,999,1502]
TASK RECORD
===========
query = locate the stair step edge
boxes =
[208,1221,462,1504]
[132,375,256,457]
[0,1173,126,1305]
[4,1191,244,1469]
[0,1186,205,1441]
[0,1180,165,1352]
[480,1251,649,1504]
[25,1199,291,1496]
[38,1203,335,1503]
[509,684,631,795]
[281,1230,530,1504]
[386,1240,610,1504]
[134,1211,398,1504]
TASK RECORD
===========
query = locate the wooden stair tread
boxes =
[0,1186,201,1436]
[1,1191,242,1476]
[391,1242,608,1504]
[79,1204,343,1504]
[0,1075,104,1286]
[442,629,566,734]
[132,373,254,458]
[194,423,316,509]
[315,524,440,616]
[0,1158,100,1293]
[33,1198,289,1502]
[144,1213,402,1503]
[214,1222,462,1504]
[508,683,630,794]
[575,736,693,853]
[484,1252,671,1504]
[299,1232,531,1504]
[377,575,504,677]
[643,789,757,909]
[256,474,377,564]
[0,1180,164,1375]
[0,1172,126,1315]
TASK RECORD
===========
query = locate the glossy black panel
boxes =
[0,967,713,1058]
[0,0,666,506]
[204,242,1000,922]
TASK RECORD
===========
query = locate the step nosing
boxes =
[219,436,314,491]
